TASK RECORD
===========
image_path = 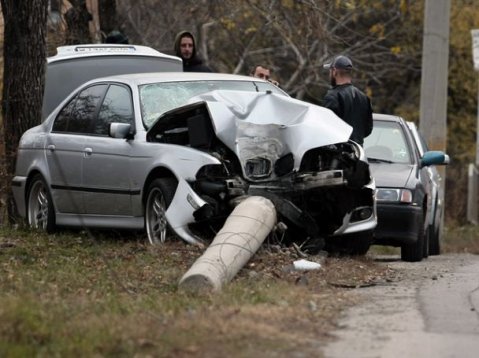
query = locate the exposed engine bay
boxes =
[147,91,376,250]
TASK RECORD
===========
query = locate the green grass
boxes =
[443,224,479,254]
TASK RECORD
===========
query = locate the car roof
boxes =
[372,113,404,122]
[93,72,272,86]
[48,44,180,64]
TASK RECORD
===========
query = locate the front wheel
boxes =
[401,214,424,262]
[27,174,56,232]
[145,178,177,245]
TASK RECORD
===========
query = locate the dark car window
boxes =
[52,84,107,134]
[52,97,76,132]
[94,85,133,136]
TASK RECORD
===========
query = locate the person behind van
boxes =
[174,31,212,72]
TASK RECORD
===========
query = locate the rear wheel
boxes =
[429,219,442,255]
[27,174,56,232]
[423,227,430,258]
[145,178,176,245]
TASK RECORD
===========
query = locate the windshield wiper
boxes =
[367,157,394,164]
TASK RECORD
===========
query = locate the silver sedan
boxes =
[12,72,376,254]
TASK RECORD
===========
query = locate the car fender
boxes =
[144,144,221,182]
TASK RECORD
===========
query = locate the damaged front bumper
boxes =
[168,168,376,245]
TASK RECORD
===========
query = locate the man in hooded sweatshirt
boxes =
[174,31,213,72]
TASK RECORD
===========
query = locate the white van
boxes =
[43,44,182,119]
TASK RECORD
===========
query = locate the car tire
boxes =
[27,174,56,233]
[401,214,425,262]
[145,177,177,245]
[429,221,441,256]
[423,226,430,258]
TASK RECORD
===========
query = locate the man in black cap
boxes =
[323,55,373,145]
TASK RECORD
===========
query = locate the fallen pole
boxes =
[179,196,277,292]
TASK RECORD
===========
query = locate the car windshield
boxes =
[139,80,284,129]
[363,120,412,164]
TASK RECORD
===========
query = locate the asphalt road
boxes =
[323,253,479,358]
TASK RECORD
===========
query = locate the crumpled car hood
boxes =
[186,90,353,169]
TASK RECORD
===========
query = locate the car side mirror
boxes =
[109,122,133,139]
[421,151,450,167]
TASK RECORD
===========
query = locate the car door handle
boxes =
[47,144,55,152]
[84,147,93,157]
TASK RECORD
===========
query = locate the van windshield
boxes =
[139,80,284,129]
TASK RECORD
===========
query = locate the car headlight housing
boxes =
[376,188,412,203]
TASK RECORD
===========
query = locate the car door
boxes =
[82,83,135,216]
[46,84,107,214]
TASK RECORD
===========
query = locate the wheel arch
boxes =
[25,170,47,208]
[142,167,178,205]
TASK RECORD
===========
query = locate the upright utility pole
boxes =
[419,0,451,151]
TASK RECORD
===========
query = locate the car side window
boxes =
[52,85,107,133]
[94,84,134,136]
[52,97,76,132]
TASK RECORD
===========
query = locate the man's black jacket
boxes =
[323,83,373,145]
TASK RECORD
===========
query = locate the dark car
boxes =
[363,114,449,262]
[406,121,449,255]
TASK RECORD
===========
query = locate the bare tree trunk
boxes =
[0,0,48,223]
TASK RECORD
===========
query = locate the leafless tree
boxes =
[113,0,421,107]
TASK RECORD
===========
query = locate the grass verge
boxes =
[0,226,394,357]
[443,224,479,254]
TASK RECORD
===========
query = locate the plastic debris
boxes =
[293,259,321,271]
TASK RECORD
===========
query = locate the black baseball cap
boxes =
[323,55,353,70]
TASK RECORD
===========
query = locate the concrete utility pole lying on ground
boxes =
[179,196,277,292]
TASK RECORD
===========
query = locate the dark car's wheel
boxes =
[27,174,55,232]
[145,178,176,245]
[429,219,442,256]
[401,214,425,262]
[423,227,430,258]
